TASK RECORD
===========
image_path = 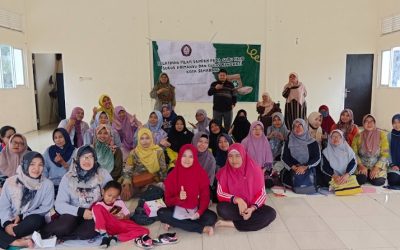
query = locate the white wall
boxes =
[0,0,37,133]
[10,0,395,132]
[372,0,400,130]
[34,53,55,126]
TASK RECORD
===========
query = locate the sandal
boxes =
[152,232,179,246]
[134,234,154,249]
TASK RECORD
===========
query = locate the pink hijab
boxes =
[216,143,264,206]
[361,114,380,156]
[241,121,273,168]
[112,106,139,151]
[0,134,28,177]
[70,107,84,147]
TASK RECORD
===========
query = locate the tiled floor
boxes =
[23,126,400,250]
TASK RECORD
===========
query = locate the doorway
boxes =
[32,53,65,130]
[344,54,374,125]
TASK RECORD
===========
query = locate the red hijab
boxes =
[164,144,210,213]
[216,143,264,206]
[319,105,335,134]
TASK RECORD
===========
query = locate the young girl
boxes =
[0,151,54,249]
[157,144,217,236]
[58,107,89,148]
[112,106,142,161]
[388,114,400,187]
[91,180,151,248]
[266,112,289,160]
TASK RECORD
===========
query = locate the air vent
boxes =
[382,14,400,35]
[0,8,23,32]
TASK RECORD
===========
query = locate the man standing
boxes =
[208,69,237,129]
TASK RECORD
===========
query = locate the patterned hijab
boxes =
[390,114,400,165]
[0,134,28,177]
[113,106,138,151]
[336,109,356,139]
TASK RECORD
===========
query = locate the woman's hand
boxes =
[160,138,171,147]
[234,197,248,215]
[392,166,400,171]
[370,166,380,179]
[242,206,256,220]
[190,212,200,220]
[5,223,16,237]
[83,209,93,220]
[357,165,368,175]
[295,166,307,175]
[179,186,187,200]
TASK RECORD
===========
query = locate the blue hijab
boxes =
[391,114,400,165]
[49,128,75,168]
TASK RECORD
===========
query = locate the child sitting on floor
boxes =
[91,180,152,248]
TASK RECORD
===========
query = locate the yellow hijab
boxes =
[134,128,161,174]
[97,94,114,123]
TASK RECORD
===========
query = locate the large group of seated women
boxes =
[0,73,399,249]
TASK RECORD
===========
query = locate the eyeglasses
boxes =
[80,155,94,161]
[11,141,25,146]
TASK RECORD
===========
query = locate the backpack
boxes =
[130,185,164,225]
[281,167,318,194]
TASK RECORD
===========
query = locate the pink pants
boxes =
[92,204,149,242]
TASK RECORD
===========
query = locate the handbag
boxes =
[281,167,318,194]
[329,175,362,196]
[132,172,155,187]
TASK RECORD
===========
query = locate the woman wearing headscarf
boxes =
[190,109,211,134]
[281,119,321,190]
[43,128,77,193]
[387,114,400,187]
[192,132,217,186]
[157,144,217,235]
[256,92,281,132]
[215,143,276,231]
[161,104,177,134]
[112,106,142,160]
[208,120,228,157]
[320,130,357,187]
[282,72,307,129]
[215,134,234,170]
[92,94,115,123]
[0,126,16,153]
[0,134,28,178]
[267,112,289,160]
[229,109,251,143]
[84,111,122,147]
[0,152,54,249]
[166,116,194,169]
[241,121,274,187]
[319,105,335,134]
[308,111,324,149]
[58,107,89,148]
[331,109,359,146]
[41,145,113,240]
[351,114,389,186]
[150,73,176,111]
[120,128,167,201]
[94,124,123,180]
[135,111,169,148]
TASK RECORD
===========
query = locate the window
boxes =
[0,44,25,88]
[380,47,400,87]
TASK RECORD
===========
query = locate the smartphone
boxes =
[109,205,122,215]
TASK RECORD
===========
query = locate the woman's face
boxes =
[238,112,246,117]
[289,74,298,84]
[140,133,152,148]
[393,119,400,131]
[175,119,184,132]
[79,152,95,170]
[311,115,322,128]
[99,113,109,125]
[340,111,351,123]
[75,109,84,121]
[1,128,15,145]
[97,128,110,143]
[28,157,44,179]
[197,137,209,153]
[218,136,230,151]
[272,116,282,128]
[252,124,264,138]
[162,108,171,118]
[149,113,158,126]
[181,149,194,168]
[102,96,112,109]
[118,110,126,120]
[262,94,268,102]
[210,123,220,134]
[363,117,376,131]
[293,122,304,136]
[10,136,25,153]
[53,131,66,148]
[228,150,242,169]
[196,112,205,122]
[331,132,343,146]
[160,75,168,84]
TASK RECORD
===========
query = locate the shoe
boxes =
[99,236,111,248]
[152,232,178,246]
[134,234,154,249]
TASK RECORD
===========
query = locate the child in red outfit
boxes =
[92,181,152,248]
